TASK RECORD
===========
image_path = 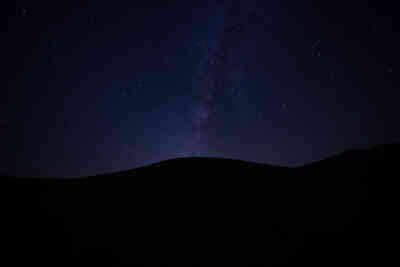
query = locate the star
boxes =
[330,71,335,80]
[312,39,321,49]
[90,15,96,25]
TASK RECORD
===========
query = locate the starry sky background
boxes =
[2,0,400,177]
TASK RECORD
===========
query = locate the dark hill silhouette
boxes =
[2,143,399,266]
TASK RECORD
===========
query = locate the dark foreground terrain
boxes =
[2,144,399,266]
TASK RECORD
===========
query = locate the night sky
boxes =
[3,0,400,177]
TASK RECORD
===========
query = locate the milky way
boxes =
[183,1,258,156]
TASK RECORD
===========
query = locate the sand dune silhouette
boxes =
[2,143,399,266]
